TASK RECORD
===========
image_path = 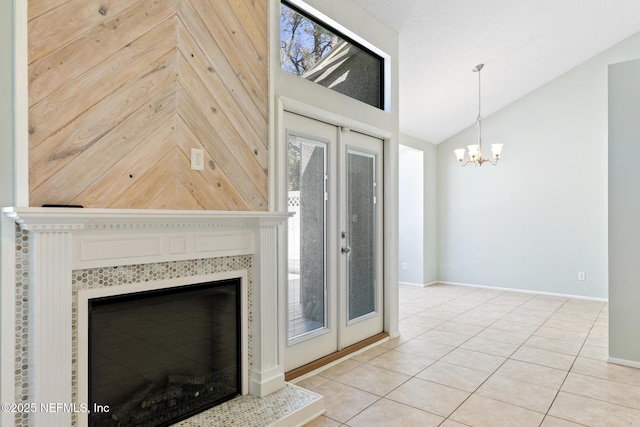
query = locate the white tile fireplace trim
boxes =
[76,269,249,427]
[0,208,291,427]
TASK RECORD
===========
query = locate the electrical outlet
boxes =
[402,262,408,271]
[191,148,204,170]
[578,272,586,281]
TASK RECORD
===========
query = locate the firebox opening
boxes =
[88,278,241,427]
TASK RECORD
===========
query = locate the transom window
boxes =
[280,1,385,110]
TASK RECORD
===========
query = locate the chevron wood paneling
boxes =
[28,0,269,210]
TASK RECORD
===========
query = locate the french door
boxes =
[284,111,384,372]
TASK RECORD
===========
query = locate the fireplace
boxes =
[0,208,329,427]
[87,277,242,427]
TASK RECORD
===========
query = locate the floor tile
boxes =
[394,338,455,360]
[540,415,585,426]
[439,420,471,427]
[543,318,594,334]
[511,346,575,370]
[334,364,410,396]
[421,308,466,321]
[473,303,514,316]
[490,319,540,335]
[351,345,389,363]
[534,326,588,342]
[439,348,506,373]
[449,395,545,427]
[588,324,608,337]
[525,295,567,307]
[490,293,533,306]
[295,374,330,390]
[386,377,470,417]
[318,359,362,379]
[578,344,608,361]
[345,398,443,427]
[416,361,491,392]
[501,310,549,326]
[475,374,558,413]
[548,391,640,426]
[562,372,640,410]
[524,335,583,356]
[303,415,343,427]
[399,304,427,315]
[434,320,485,336]
[414,329,472,347]
[378,336,408,349]
[571,357,640,387]
[398,323,432,339]
[452,313,499,327]
[584,334,607,347]
[495,359,567,389]
[475,327,531,345]
[401,314,445,329]
[368,349,436,376]
[460,336,520,357]
[312,381,379,423]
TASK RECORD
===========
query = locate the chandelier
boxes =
[454,64,503,166]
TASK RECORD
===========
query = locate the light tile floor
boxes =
[297,283,640,426]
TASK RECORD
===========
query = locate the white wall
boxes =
[399,144,424,284]
[399,134,438,285]
[0,0,14,207]
[438,31,640,299]
[608,57,640,363]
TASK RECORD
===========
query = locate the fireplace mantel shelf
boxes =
[2,207,292,231]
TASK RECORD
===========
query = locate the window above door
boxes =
[279,0,386,110]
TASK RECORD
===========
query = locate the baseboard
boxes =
[607,356,640,369]
[437,281,608,302]
[399,281,439,288]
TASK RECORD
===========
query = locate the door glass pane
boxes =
[288,135,327,340]
[347,151,376,321]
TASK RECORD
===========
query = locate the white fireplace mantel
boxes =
[4,207,290,230]
[0,207,291,427]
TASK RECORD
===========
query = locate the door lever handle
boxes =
[341,246,351,254]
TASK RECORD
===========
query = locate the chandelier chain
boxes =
[477,66,482,122]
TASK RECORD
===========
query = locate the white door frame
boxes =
[275,96,399,371]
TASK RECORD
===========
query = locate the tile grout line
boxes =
[539,297,601,426]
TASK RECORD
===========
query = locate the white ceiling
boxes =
[350,0,640,144]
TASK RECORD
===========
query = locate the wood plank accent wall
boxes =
[28,0,269,210]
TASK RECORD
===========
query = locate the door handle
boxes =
[341,246,351,254]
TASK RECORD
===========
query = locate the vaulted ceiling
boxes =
[351,0,640,143]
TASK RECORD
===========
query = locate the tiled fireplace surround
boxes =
[0,208,323,427]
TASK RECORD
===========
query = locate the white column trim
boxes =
[0,216,16,427]
[29,229,73,427]
[250,220,285,396]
